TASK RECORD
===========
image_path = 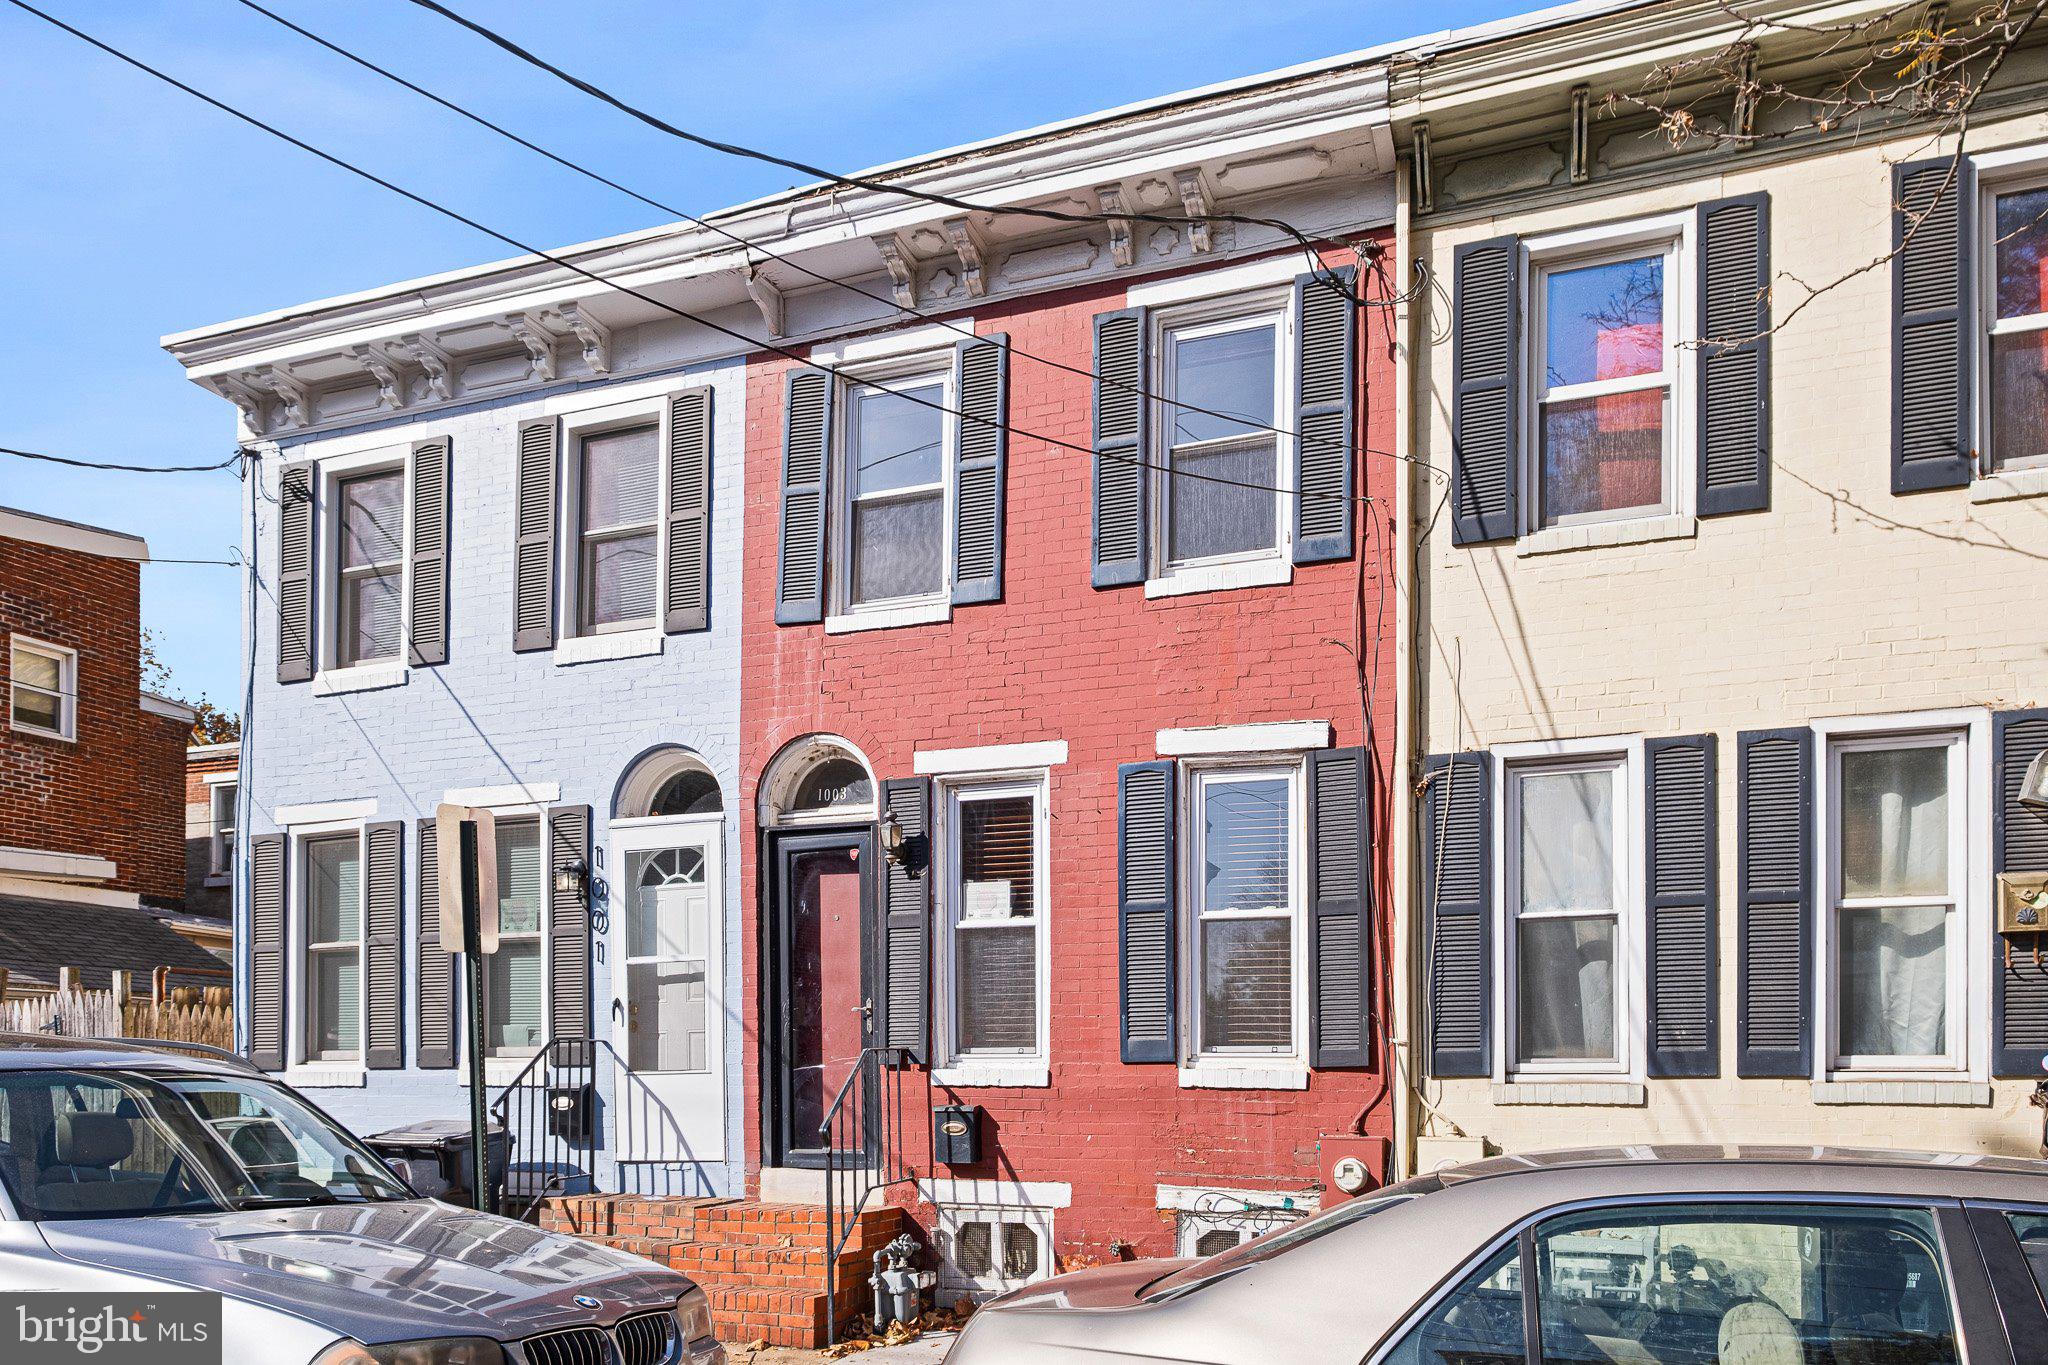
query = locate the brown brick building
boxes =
[0,505,226,994]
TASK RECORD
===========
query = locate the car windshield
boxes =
[0,1067,412,1220]
[1143,1177,1440,1300]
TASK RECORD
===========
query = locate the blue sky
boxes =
[0,0,1523,708]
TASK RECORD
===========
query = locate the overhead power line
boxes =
[232,0,1430,477]
[6,0,1388,508]
[0,444,245,474]
[401,0,1367,301]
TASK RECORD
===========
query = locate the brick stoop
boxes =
[534,1195,910,1347]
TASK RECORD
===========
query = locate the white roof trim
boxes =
[0,506,148,561]
[1157,720,1332,756]
[0,847,117,884]
[141,692,198,723]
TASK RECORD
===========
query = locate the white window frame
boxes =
[559,397,670,644]
[313,446,412,689]
[1814,709,1991,1083]
[933,773,1051,1087]
[8,635,77,742]
[209,780,238,877]
[1178,758,1309,1081]
[482,812,550,1061]
[1521,215,1695,537]
[1145,288,1296,598]
[932,1202,1056,1302]
[1974,146,2048,479]
[1491,735,1647,1086]
[299,827,367,1067]
[826,352,957,628]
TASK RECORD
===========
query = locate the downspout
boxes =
[1388,154,1421,1183]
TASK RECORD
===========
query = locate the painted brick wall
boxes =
[738,242,1400,1259]
[240,359,749,1192]
[0,534,184,903]
[1412,112,2048,1156]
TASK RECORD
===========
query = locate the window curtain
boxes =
[1840,758,1950,1057]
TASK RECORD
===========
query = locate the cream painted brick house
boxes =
[1391,0,2048,1170]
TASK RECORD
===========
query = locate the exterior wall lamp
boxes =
[553,859,589,899]
[2021,751,2048,813]
[879,813,908,865]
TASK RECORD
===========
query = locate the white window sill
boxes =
[1492,1080,1646,1107]
[932,1060,1050,1089]
[1970,465,2048,502]
[313,662,409,697]
[554,629,662,665]
[825,599,952,634]
[9,722,74,744]
[1516,513,1697,558]
[1145,555,1292,600]
[283,1064,366,1088]
[461,1057,540,1088]
[203,873,231,889]
[1812,1080,1991,1106]
[1177,1064,1308,1091]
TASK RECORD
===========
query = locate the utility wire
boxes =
[7,1,1373,509]
[232,0,1437,479]
[402,0,1368,302]
[1,444,244,474]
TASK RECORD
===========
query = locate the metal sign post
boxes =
[460,819,491,1213]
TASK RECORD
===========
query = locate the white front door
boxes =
[611,817,725,1162]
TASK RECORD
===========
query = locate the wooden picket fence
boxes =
[0,969,232,1052]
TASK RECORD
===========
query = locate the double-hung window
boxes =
[1153,297,1290,576]
[1531,242,1678,529]
[1505,757,1630,1074]
[1825,730,1967,1072]
[1187,765,1303,1061]
[8,637,75,740]
[334,468,405,668]
[576,423,661,634]
[939,779,1047,1073]
[487,820,547,1056]
[303,834,363,1062]
[839,368,951,612]
[1987,179,2048,472]
[210,783,238,876]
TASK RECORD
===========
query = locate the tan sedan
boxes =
[945,1146,2048,1364]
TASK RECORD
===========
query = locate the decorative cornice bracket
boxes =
[942,217,988,297]
[743,267,786,337]
[507,314,559,383]
[540,303,612,375]
[202,374,272,434]
[872,233,917,309]
[393,335,454,402]
[1175,170,1214,253]
[349,343,407,412]
[255,368,310,429]
[1096,183,1134,268]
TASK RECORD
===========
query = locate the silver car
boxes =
[0,1035,722,1364]
[948,1146,2048,1364]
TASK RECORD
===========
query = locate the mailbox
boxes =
[933,1105,981,1165]
[548,1083,594,1145]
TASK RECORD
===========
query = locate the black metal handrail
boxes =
[819,1045,927,1344]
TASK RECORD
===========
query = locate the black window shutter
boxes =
[1092,308,1148,588]
[953,334,1008,605]
[1450,238,1521,545]
[777,369,833,624]
[879,778,933,1065]
[547,805,593,1061]
[1697,195,1772,515]
[664,387,714,634]
[1294,265,1358,565]
[1646,735,1720,1078]
[1994,709,2048,1076]
[406,438,451,666]
[415,818,455,1069]
[1735,727,1813,1078]
[512,419,558,652]
[1118,761,1177,1063]
[249,833,287,1071]
[1893,157,1976,493]
[364,821,404,1070]
[1422,752,1490,1078]
[277,464,314,683]
[1308,746,1371,1068]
